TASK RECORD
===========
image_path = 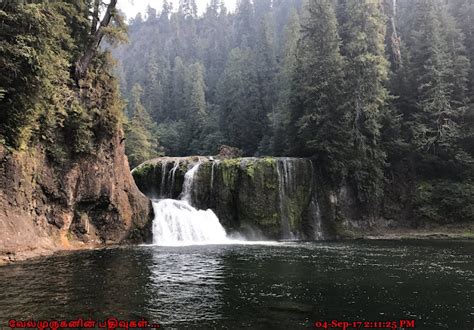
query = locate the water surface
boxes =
[0,240,472,329]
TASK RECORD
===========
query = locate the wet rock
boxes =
[133,156,325,240]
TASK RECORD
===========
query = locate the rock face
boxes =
[132,157,330,240]
[133,156,474,240]
[0,132,153,264]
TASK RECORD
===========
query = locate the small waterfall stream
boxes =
[180,162,201,202]
[169,161,180,198]
[210,160,219,195]
[159,161,167,197]
[152,163,232,246]
[276,159,295,239]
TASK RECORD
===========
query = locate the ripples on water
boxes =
[0,240,472,329]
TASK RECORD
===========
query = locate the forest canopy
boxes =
[116,0,473,223]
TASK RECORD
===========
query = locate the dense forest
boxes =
[116,0,473,224]
[0,0,128,160]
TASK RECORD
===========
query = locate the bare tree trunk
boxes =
[74,0,118,83]
[383,0,402,69]
[91,0,100,34]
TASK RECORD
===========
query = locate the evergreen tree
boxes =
[184,63,208,153]
[337,0,390,203]
[272,9,300,154]
[171,56,188,120]
[217,47,263,155]
[402,0,469,162]
[143,56,164,122]
[179,0,198,18]
[288,0,349,179]
[448,0,474,101]
[125,84,162,168]
[255,14,277,154]
[234,0,256,48]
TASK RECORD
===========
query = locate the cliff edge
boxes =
[0,132,153,264]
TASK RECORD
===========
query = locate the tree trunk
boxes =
[91,0,100,34]
[74,0,118,83]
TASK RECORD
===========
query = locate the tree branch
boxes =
[74,0,118,83]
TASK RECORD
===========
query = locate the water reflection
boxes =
[145,246,226,325]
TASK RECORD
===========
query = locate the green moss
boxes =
[132,162,155,178]
[461,231,474,238]
[245,163,255,178]
[220,159,241,188]
[262,157,277,166]
[221,158,242,167]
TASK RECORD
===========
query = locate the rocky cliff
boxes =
[0,132,153,264]
[132,156,474,241]
[132,156,333,240]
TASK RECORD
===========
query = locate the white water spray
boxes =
[152,199,228,246]
[181,163,200,202]
[152,163,233,246]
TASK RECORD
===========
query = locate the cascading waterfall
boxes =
[180,162,201,202]
[152,162,232,246]
[169,161,180,198]
[276,158,324,240]
[159,161,167,197]
[152,199,228,246]
[210,160,219,195]
[276,158,295,239]
[134,157,324,243]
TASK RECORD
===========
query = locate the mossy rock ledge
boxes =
[132,156,333,240]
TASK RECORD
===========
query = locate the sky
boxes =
[117,0,238,20]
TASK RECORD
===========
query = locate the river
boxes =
[0,240,472,329]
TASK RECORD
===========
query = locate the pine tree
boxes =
[272,9,300,154]
[184,63,208,153]
[179,0,197,18]
[171,56,188,120]
[448,0,474,102]
[217,47,263,155]
[255,14,277,154]
[143,56,164,122]
[337,0,390,203]
[234,0,256,48]
[403,0,469,158]
[288,0,350,179]
[125,84,162,168]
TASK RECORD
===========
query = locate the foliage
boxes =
[0,1,127,164]
[112,0,474,223]
[125,83,163,168]
[114,0,304,156]
[415,180,474,224]
[3,0,473,224]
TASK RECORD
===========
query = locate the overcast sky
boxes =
[117,0,238,20]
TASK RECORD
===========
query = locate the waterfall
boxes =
[168,161,180,198]
[276,159,295,239]
[181,162,201,203]
[152,199,228,246]
[210,161,217,194]
[159,161,168,197]
[152,162,233,246]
